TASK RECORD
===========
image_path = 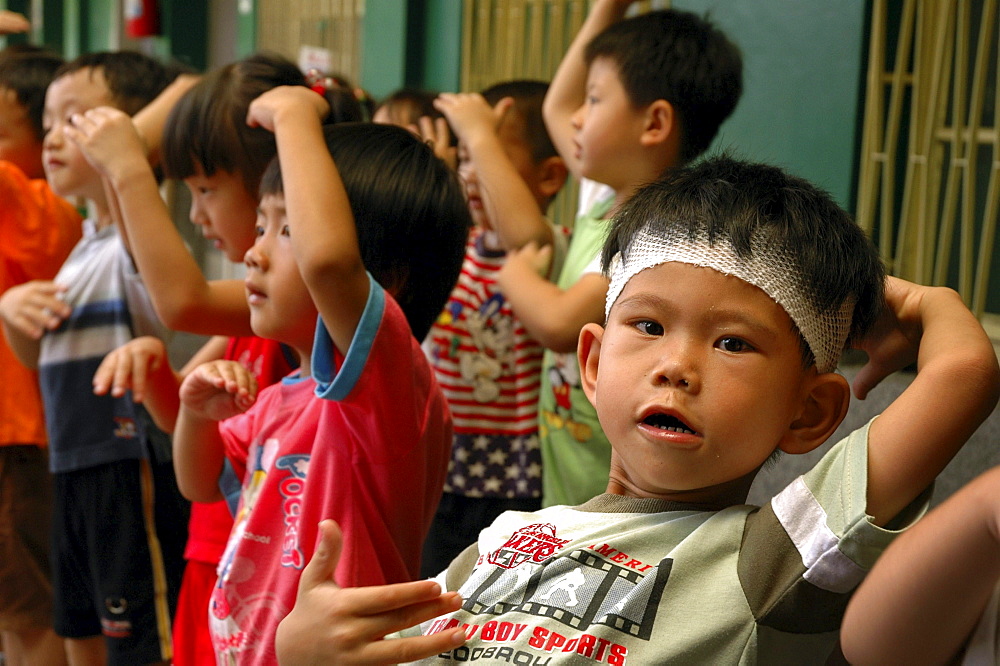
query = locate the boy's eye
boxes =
[717,336,753,353]
[280,225,290,237]
[634,320,664,336]
[254,225,264,237]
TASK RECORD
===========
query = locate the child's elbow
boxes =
[177,477,222,504]
[949,351,1000,416]
[535,324,582,354]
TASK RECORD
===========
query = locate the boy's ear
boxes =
[578,322,605,408]
[778,372,851,455]
[639,99,676,148]
[535,155,569,202]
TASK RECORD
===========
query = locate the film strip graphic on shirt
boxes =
[461,547,672,641]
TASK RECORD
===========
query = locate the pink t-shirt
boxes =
[210,285,452,665]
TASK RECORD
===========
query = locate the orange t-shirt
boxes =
[0,161,82,447]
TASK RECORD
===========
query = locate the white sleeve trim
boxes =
[771,477,867,594]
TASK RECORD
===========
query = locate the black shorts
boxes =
[52,458,189,665]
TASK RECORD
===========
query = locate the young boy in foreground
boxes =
[273,156,1000,665]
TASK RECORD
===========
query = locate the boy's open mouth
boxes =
[643,413,696,435]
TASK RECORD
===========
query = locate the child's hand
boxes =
[93,337,170,402]
[275,520,466,665]
[501,241,554,280]
[434,92,512,149]
[0,10,29,34]
[0,281,70,339]
[63,107,149,177]
[246,85,330,133]
[851,277,931,399]
[179,360,258,421]
[412,114,457,170]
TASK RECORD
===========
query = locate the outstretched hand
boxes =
[850,277,924,400]
[179,360,258,422]
[275,520,467,665]
[93,336,171,402]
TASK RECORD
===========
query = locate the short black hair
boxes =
[260,122,471,339]
[161,52,308,196]
[585,9,743,163]
[374,87,440,126]
[603,156,885,364]
[0,45,63,140]
[54,51,173,116]
[481,79,557,163]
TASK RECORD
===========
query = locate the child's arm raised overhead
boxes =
[543,0,635,179]
[497,244,608,353]
[246,87,369,354]
[856,277,1000,525]
[434,92,555,250]
[64,107,251,337]
[131,73,200,166]
[841,465,1000,665]
[275,520,466,665]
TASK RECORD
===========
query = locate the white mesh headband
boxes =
[604,224,854,373]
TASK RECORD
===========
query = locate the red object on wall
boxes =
[125,0,160,38]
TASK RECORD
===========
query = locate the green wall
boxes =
[677,1,867,212]
[361,0,462,100]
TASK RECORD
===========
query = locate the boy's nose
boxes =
[244,244,266,270]
[188,200,206,225]
[570,104,585,130]
[651,349,699,392]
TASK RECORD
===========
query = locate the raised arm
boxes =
[131,73,200,166]
[246,86,369,354]
[65,107,251,336]
[859,277,1000,525]
[543,0,634,179]
[434,92,554,250]
[497,245,608,353]
[841,465,1000,665]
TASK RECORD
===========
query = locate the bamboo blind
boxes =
[256,0,365,84]
[856,0,999,316]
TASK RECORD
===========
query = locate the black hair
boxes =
[585,9,743,164]
[373,87,440,127]
[53,51,173,117]
[259,122,472,339]
[481,79,557,163]
[0,45,63,140]
[161,52,362,197]
[602,156,885,365]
